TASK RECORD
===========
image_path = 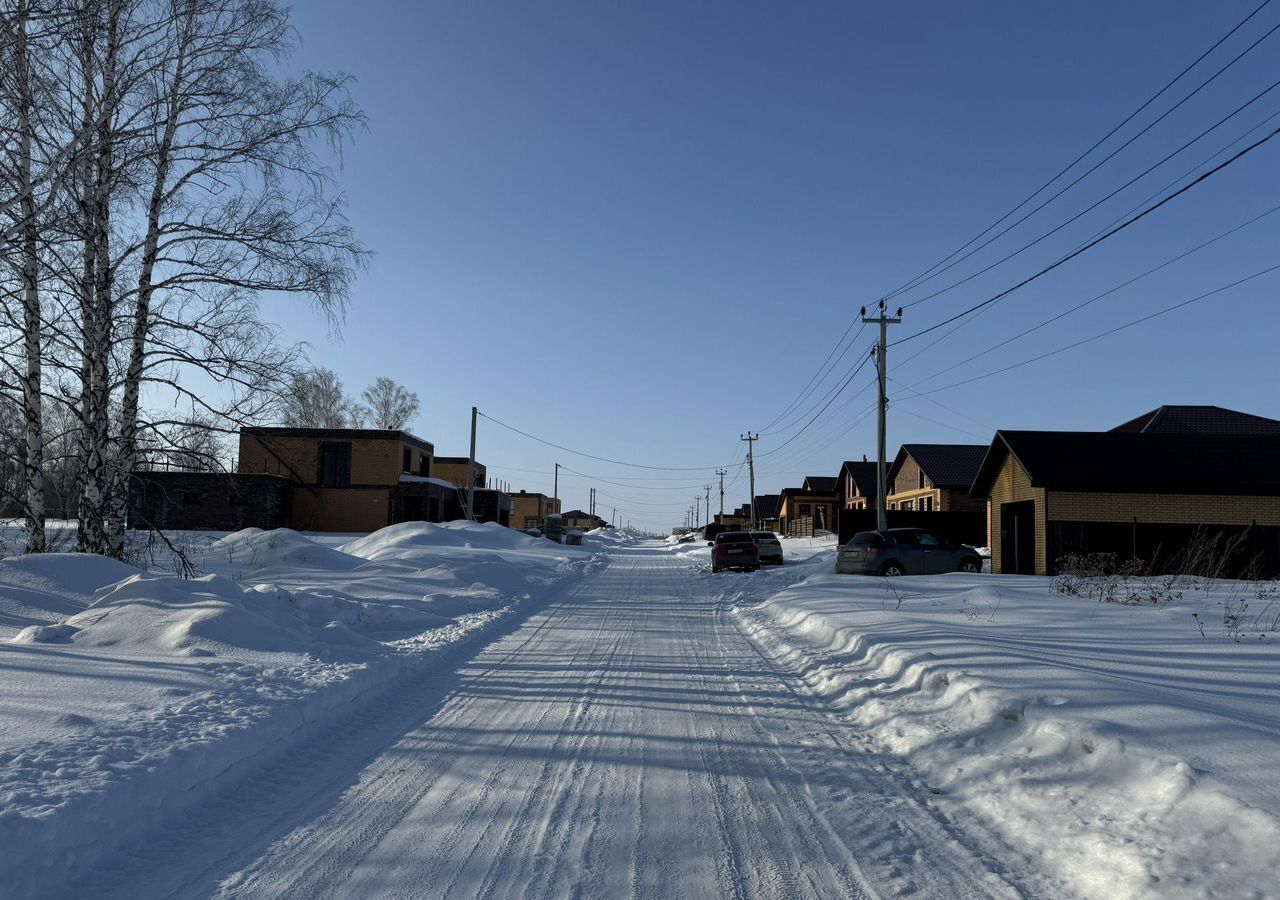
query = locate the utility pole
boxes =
[716,468,726,521]
[861,300,902,532]
[553,463,560,513]
[741,432,758,530]
[704,484,711,528]
[466,406,478,521]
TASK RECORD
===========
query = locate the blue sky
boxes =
[267,1,1280,531]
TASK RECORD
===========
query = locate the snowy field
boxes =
[736,546,1280,899]
[0,521,602,899]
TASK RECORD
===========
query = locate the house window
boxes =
[903,500,914,511]
[918,471,925,490]
[418,454,429,476]
[402,447,411,473]
[799,503,811,517]
[319,443,352,487]
[924,496,934,511]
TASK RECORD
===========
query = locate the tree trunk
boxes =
[14,0,46,553]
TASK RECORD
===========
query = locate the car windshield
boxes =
[716,532,753,544]
[849,532,884,547]
[751,533,775,540]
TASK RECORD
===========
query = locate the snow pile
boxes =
[210,527,363,572]
[13,574,378,656]
[0,553,141,639]
[0,520,584,899]
[737,571,1280,898]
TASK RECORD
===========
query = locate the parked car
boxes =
[712,531,759,573]
[544,514,565,543]
[835,528,982,576]
[564,529,585,546]
[752,531,783,565]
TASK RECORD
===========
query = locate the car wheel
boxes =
[958,558,980,573]
[880,561,905,577]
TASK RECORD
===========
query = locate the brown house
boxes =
[835,459,880,514]
[238,427,455,532]
[432,456,486,489]
[886,444,989,513]
[753,494,782,532]
[511,491,561,530]
[562,509,607,530]
[776,486,835,537]
[971,427,1280,576]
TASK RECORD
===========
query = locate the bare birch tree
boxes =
[362,376,419,430]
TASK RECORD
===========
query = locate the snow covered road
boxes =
[80,544,1032,899]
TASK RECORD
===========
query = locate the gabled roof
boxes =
[971,431,1280,497]
[1111,405,1280,435]
[838,460,879,498]
[752,494,781,519]
[802,475,837,493]
[889,444,988,490]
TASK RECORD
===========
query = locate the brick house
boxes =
[835,459,879,514]
[886,444,989,513]
[970,429,1280,576]
[561,509,608,530]
[432,456,486,489]
[776,484,835,537]
[238,427,456,532]
[753,494,781,532]
[512,491,561,530]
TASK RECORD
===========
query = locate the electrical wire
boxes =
[754,346,877,459]
[757,320,867,434]
[477,411,734,472]
[892,123,1280,347]
[895,263,1280,398]
[903,202,1280,385]
[882,0,1276,304]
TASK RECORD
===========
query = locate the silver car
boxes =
[752,531,783,565]
[836,528,982,576]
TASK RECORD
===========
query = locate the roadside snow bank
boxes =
[736,571,1280,899]
[0,522,584,899]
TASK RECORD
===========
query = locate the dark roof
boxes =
[890,444,988,489]
[802,475,837,493]
[779,487,834,499]
[434,456,486,466]
[752,494,781,519]
[244,427,433,452]
[838,460,879,498]
[971,431,1280,497]
[1111,405,1280,435]
[561,509,603,519]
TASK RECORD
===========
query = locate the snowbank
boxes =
[0,522,585,899]
[737,568,1280,898]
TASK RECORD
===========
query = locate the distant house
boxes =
[753,494,781,532]
[886,444,988,513]
[236,427,456,532]
[512,491,561,530]
[776,486,835,537]
[971,407,1280,576]
[561,509,608,531]
[835,459,880,514]
[432,456,486,489]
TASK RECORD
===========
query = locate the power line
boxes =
[882,0,1277,304]
[904,202,1280,384]
[758,320,867,434]
[477,411,733,472]
[897,263,1280,398]
[755,345,877,459]
[893,123,1280,347]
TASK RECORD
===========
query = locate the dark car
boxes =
[711,531,759,573]
[835,528,982,576]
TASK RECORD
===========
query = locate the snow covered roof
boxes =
[398,475,459,490]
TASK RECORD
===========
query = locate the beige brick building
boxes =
[238,427,455,532]
[511,491,561,530]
